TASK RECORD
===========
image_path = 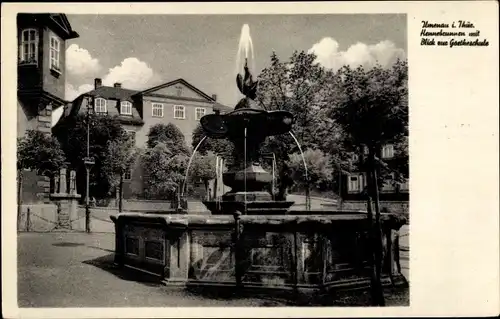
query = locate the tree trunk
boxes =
[17,169,23,231]
[118,174,123,213]
[367,150,386,306]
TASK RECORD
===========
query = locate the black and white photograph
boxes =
[2,2,498,318]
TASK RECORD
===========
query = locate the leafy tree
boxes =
[146,123,190,155]
[17,130,66,174]
[286,149,334,192]
[53,113,127,200]
[142,142,189,200]
[190,151,217,197]
[192,123,234,167]
[17,130,66,227]
[327,59,409,306]
[103,135,138,212]
[256,51,339,196]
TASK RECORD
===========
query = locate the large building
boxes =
[54,78,232,199]
[58,78,231,147]
[17,13,79,202]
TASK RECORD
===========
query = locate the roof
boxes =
[213,102,233,114]
[84,86,139,101]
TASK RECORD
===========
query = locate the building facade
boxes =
[17,13,79,203]
[55,78,232,199]
[341,143,409,214]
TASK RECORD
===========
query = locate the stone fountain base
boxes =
[111,212,407,302]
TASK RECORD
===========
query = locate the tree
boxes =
[142,142,189,200]
[256,51,338,196]
[17,130,66,227]
[286,149,334,192]
[103,135,138,212]
[53,113,127,200]
[192,123,234,167]
[327,59,409,306]
[147,123,190,155]
[190,152,217,198]
[17,130,66,173]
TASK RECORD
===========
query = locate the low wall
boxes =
[341,201,409,215]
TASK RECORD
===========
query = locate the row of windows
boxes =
[347,173,409,193]
[19,28,61,70]
[93,98,133,115]
[351,144,395,162]
[152,103,206,120]
[93,98,207,120]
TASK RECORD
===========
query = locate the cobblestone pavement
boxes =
[18,232,409,307]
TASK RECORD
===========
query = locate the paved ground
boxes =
[18,232,409,307]
[18,232,293,307]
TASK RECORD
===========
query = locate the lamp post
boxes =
[84,96,95,233]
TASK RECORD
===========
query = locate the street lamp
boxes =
[84,95,95,233]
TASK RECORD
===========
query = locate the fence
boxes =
[17,204,115,233]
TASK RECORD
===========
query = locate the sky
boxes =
[64,14,407,106]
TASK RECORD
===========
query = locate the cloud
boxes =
[65,83,94,101]
[65,57,159,100]
[66,44,101,76]
[102,58,157,90]
[308,37,406,71]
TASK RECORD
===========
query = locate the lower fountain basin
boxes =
[110,212,407,303]
[202,200,295,215]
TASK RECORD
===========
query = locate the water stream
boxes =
[181,135,207,198]
[289,131,310,209]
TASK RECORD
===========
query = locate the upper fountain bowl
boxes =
[200,108,294,139]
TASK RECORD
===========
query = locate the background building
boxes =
[55,78,232,199]
[341,143,409,213]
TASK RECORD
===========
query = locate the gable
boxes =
[154,83,208,100]
[140,79,215,102]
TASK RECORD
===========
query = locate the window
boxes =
[50,36,61,70]
[94,98,107,113]
[124,169,132,181]
[120,101,132,115]
[173,105,185,119]
[195,107,206,120]
[382,144,394,159]
[19,28,38,64]
[152,103,164,117]
[348,174,364,193]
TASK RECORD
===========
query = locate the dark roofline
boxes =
[134,78,215,102]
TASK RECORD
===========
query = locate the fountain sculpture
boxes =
[110,24,407,303]
[201,58,295,215]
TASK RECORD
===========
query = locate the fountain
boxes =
[110,24,407,303]
[200,58,295,215]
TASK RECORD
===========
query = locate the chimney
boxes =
[211,94,217,101]
[114,83,122,88]
[94,78,102,89]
